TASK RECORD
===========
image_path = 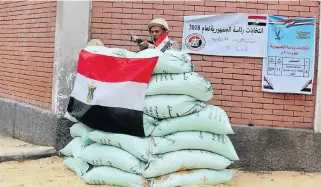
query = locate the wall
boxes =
[0,1,56,109]
[0,1,91,147]
[0,1,58,145]
[90,0,320,129]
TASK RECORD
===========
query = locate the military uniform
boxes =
[139,38,180,52]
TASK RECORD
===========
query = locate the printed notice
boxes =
[181,13,268,57]
[262,15,316,94]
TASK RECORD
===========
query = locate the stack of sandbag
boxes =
[139,49,239,186]
[59,46,238,187]
[58,46,197,187]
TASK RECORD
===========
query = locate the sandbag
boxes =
[70,122,94,144]
[146,72,213,101]
[143,150,233,178]
[136,49,194,74]
[164,50,192,64]
[83,46,137,58]
[150,131,239,161]
[143,114,157,136]
[149,169,235,187]
[87,131,150,162]
[79,143,144,175]
[144,95,206,119]
[63,157,90,177]
[82,166,149,187]
[152,105,234,136]
[60,137,90,158]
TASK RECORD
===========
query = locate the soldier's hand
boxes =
[140,40,149,49]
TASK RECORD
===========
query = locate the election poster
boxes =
[181,13,268,57]
[262,15,316,94]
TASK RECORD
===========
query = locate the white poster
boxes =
[182,13,268,57]
[262,15,316,94]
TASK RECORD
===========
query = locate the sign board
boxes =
[182,13,268,57]
[262,15,316,94]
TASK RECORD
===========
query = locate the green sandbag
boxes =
[151,104,234,136]
[82,166,150,187]
[143,150,233,178]
[149,169,235,187]
[144,95,206,119]
[146,72,213,101]
[59,137,90,158]
[150,131,239,161]
[63,157,90,177]
[87,131,151,162]
[136,49,194,74]
[79,143,145,175]
[70,122,94,144]
[143,114,157,136]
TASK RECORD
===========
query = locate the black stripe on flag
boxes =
[248,22,266,26]
[67,97,145,137]
[301,88,312,92]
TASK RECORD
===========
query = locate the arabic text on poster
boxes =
[262,15,316,94]
[181,13,268,57]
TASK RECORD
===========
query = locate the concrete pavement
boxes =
[0,134,57,162]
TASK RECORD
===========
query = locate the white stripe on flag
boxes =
[71,73,148,111]
[248,19,266,23]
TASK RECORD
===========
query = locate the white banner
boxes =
[182,13,268,57]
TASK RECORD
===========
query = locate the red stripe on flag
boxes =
[285,19,293,22]
[285,19,294,24]
[77,49,158,83]
[154,32,168,47]
[248,16,266,20]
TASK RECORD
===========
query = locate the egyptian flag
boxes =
[65,47,158,137]
[285,19,295,28]
[248,15,267,26]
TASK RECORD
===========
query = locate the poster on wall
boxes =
[262,15,316,94]
[181,13,268,57]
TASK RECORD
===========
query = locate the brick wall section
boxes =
[0,1,56,109]
[90,0,320,129]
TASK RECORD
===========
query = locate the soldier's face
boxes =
[150,26,165,41]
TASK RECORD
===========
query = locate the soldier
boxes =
[131,18,180,52]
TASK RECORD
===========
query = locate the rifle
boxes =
[130,34,154,50]
[130,34,143,44]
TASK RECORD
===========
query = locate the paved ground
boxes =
[0,135,56,162]
[0,156,320,187]
[0,136,320,187]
